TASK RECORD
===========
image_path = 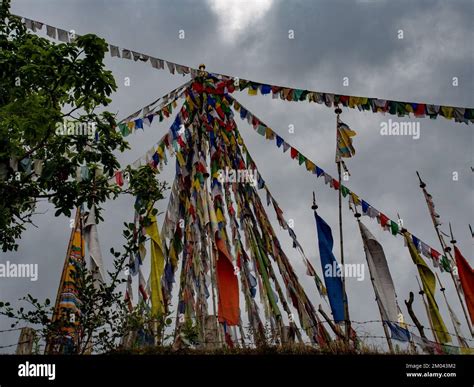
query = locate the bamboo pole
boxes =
[436,272,468,348]
[204,177,224,348]
[415,275,439,345]
[318,304,345,340]
[334,109,351,347]
[204,184,219,330]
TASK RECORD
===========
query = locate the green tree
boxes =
[0,0,128,251]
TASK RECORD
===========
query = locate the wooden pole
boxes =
[16,327,36,355]
[416,172,473,336]
[238,319,247,348]
[335,109,351,346]
[205,177,223,348]
[318,304,345,340]
[415,275,439,344]
[436,272,468,348]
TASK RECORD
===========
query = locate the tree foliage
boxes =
[0,165,169,354]
[0,0,128,251]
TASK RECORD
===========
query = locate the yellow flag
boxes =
[336,121,356,159]
[405,233,451,344]
[186,95,194,110]
[440,106,454,119]
[305,159,315,172]
[145,213,165,317]
[216,208,226,223]
[350,192,361,206]
[176,151,185,167]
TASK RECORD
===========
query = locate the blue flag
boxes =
[315,213,345,322]
[386,322,411,342]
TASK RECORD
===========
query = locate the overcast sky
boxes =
[1,0,473,353]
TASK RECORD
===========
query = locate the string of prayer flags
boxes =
[231,79,474,124]
[18,13,474,125]
[229,94,452,273]
[117,83,190,136]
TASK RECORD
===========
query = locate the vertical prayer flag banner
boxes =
[83,205,106,283]
[454,246,474,325]
[47,209,85,354]
[358,221,398,322]
[446,299,468,348]
[405,234,451,344]
[358,222,412,342]
[145,213,166,317]
[336,121,356,160]
[216,235,240,326]
[314,213,345,322]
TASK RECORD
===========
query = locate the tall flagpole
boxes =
[416,172,473,336]
[334,108,351,346]
[435,272,468,348]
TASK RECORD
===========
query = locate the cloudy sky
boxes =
[1,0,473,352]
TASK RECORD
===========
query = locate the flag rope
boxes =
[14,13,474,125]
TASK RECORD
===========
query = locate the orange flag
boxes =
[454,246,474,324]
[216,235,240,326]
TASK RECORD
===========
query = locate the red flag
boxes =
[379,213,389,228]
[225,332,235,348]
[454,246,474,324]
[216,235,240,326]
[290,147,298,159]
[115,171,124,186]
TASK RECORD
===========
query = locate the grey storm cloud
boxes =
[1,0,472,352]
